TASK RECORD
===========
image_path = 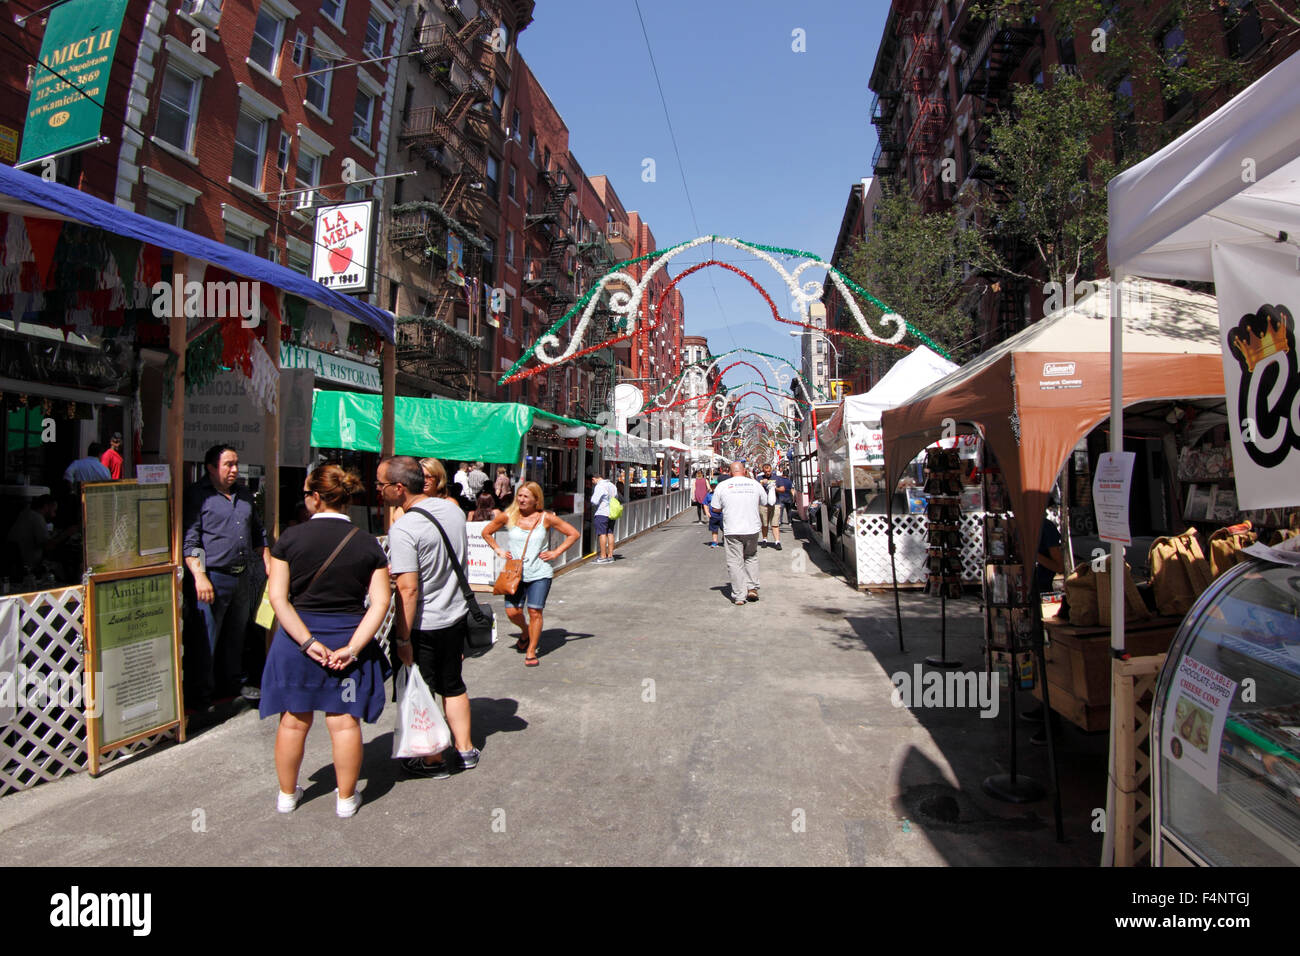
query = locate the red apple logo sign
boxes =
[313,202,371,292]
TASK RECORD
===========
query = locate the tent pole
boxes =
[1101,271,1127,868]
[887,475,904,653]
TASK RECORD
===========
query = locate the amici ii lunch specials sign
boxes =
[1211,242,1300,510]
[18,0,130,165]
[312,200,378,295]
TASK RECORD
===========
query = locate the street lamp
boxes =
[790,328,840,382]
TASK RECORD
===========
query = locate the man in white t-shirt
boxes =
[589,471,618,564]
[453,462,471,501]
[711,459,763,605]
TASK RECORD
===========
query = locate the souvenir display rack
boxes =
[923,448,962,668]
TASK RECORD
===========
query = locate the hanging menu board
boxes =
[85,566,184,772]
[81,480,174,574]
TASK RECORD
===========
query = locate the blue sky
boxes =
[519,0,887,410]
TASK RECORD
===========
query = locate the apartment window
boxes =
[249,6,284,74]
[353,89,375,142]
[1057,30,1076,67]
[1159,22,1191,118]
[1113,75,1137,163]
[1224,0,1264,59]
[306,53,332,114]
[527,131,536,162]
[145,196,184,227]
[511,109,521,141]
[363,11,385,58]
[543,146,550,171]
[505,229,515,268]
[296,147,321,206]
[155,67,199,151]
[486,155,500,199]
[288,252,311,275]
[291,30,306,65]
[525,185,534,213]
[276,130,291,174]
[231,110,267,187]
[224,228,255,253]
[816,363,825,378]
[492,84,505,122]
[507,165,516,201]
[345,183,366,201]
[320,0,345,27]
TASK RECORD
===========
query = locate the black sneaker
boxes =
[403,757,451,779]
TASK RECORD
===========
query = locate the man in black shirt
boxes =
[183,445,269,706]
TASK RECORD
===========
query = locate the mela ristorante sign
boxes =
[311,200,378,295]
[17,0,130,165]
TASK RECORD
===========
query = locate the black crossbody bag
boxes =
[408,508,496,653]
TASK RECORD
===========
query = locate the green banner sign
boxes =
[18,0,130,165]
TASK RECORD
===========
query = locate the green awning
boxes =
[310,391,605,463]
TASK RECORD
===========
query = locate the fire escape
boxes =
[524,166,576,414]
[391,0,509,398]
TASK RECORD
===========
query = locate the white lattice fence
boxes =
[851,512,986,588]
[1,587,177,797]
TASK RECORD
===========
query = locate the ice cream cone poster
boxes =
[312,200,378,295]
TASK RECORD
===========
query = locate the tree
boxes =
[976,67,1119,289]
[977,1,1300,146]
[840,189,995,369]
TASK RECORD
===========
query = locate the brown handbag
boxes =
[492,520,538,595]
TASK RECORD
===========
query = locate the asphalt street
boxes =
[0,513,1105,865]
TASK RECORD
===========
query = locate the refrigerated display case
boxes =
[1152,558,1300,866]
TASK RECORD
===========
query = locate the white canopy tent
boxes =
[1107,49,1300,653]
[1106,50,1300,870]
[816,344,959,487]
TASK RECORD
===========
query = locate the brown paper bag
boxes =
[1064,562,1099,626]
[1096,556,1152,627]
[1209,521,1257,578]
[1149,530,1213,616]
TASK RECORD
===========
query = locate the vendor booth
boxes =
[814,345,967,587]
[1107,50,1300,867]
[0,163,394,795]
[881,278,1227,820]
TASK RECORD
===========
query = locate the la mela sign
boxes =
[311,200,378,295]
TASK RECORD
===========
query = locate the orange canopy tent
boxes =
[881,279,1225,582]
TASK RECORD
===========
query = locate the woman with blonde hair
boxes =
[480,481,579,666]
[262,463,391,817]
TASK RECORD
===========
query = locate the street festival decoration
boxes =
[1210,242,1299,510]
[499,236,949,387]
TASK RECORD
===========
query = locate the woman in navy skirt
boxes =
[262,464,391,817]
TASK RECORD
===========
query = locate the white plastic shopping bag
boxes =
[392,665,452,758]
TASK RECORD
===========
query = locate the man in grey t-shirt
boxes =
[380,456,477,778]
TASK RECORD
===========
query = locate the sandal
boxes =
[514,637,529,652]
[524,656,539,667]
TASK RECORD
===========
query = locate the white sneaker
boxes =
[276,786,303,813]
[336,789,361,818]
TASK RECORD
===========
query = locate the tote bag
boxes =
[392,665,452,758]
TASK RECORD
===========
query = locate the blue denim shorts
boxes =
[504,577,552,610]
[593,514,613,536]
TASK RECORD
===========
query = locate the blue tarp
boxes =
[0,162,395,342]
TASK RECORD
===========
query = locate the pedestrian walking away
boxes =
[471,491,501,523]
[706,481,723,547]
[467,461,488,497]
[693,471,709,523]
[758,465,781,549]
[711,460,763,605]
[380,456,480,778]
[481,481,579,666]
[261,464,392,817]
[493,465,513,508]
[589,471,619,563]
[183,444,269,707]
[773,468,795,528]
